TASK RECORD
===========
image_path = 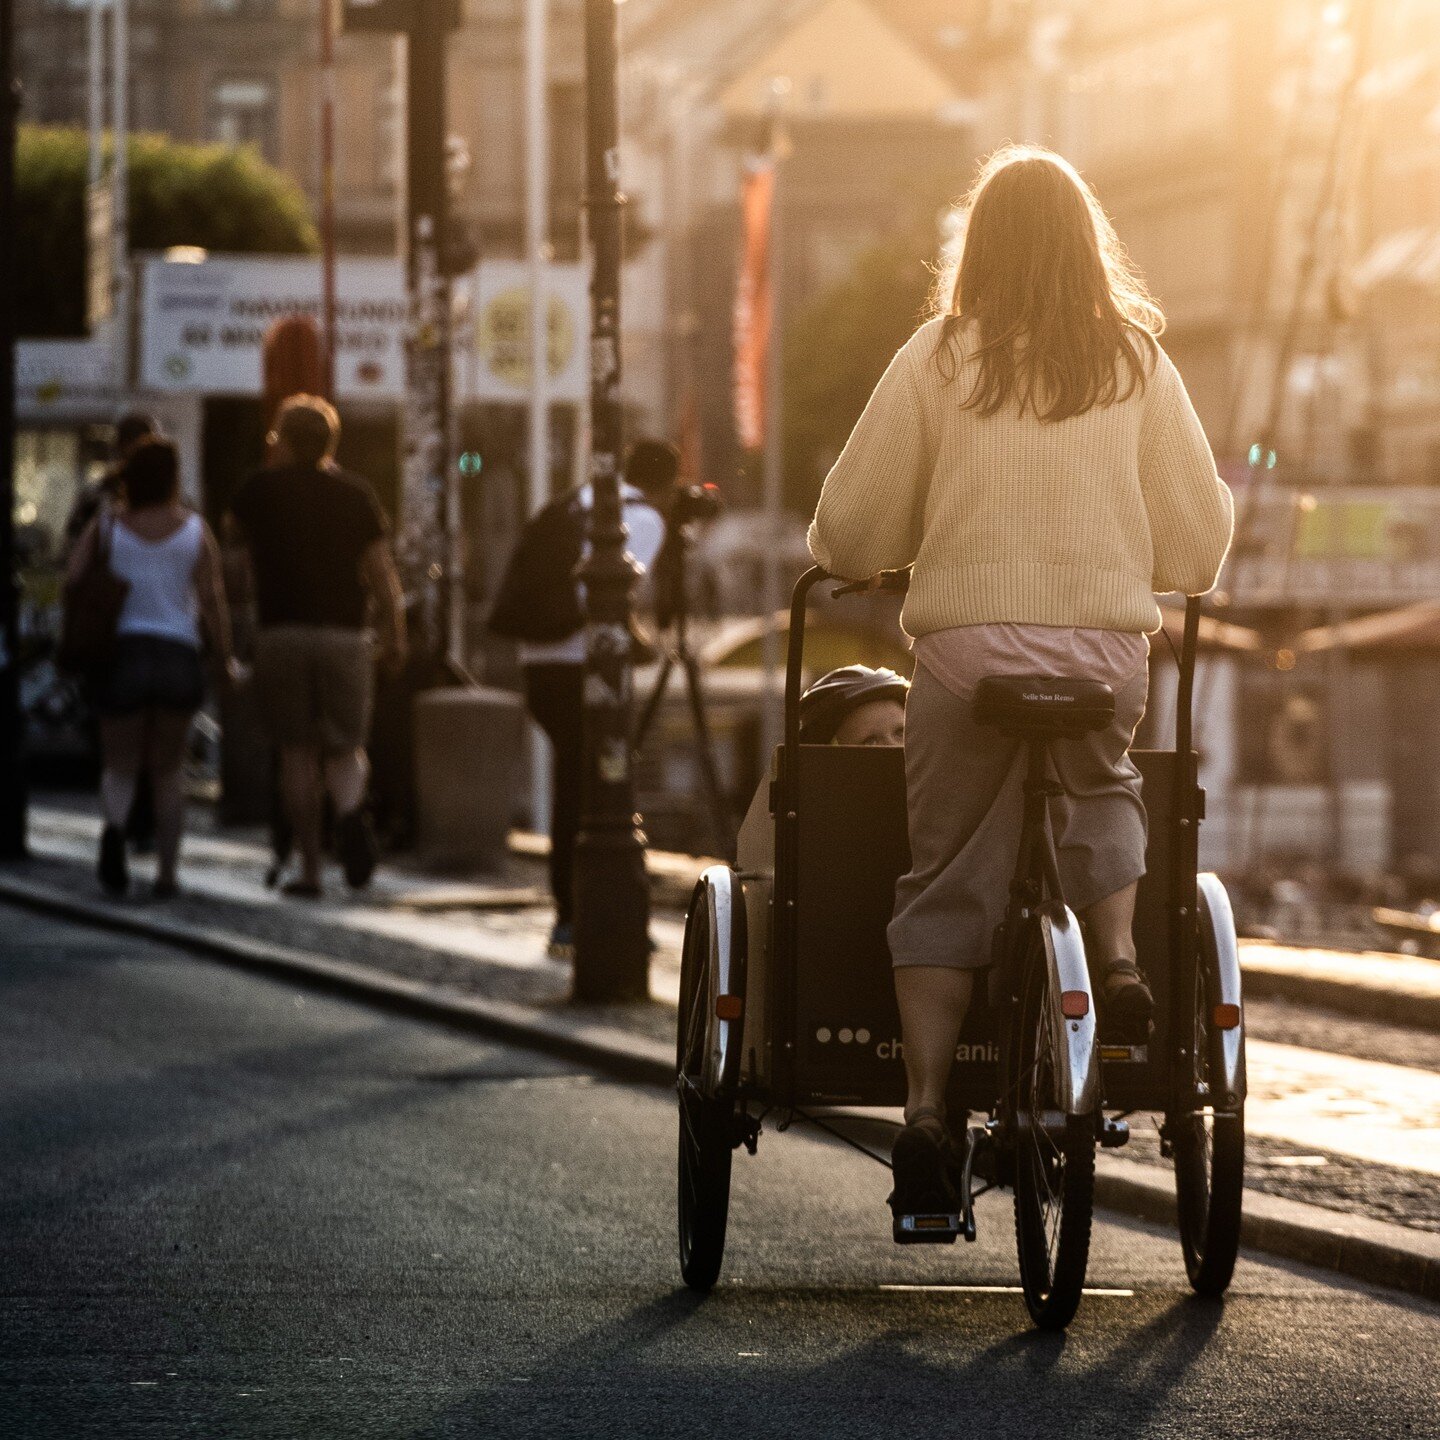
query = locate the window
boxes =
[207,77,277,159]
[549,81,585,216]
[376,75,403,191]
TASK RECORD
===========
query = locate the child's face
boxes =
[832,697,906,748]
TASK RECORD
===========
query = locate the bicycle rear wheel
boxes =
[1010,916,1096,1330]
[1174,877,1246,1296]
[676,870,745,1291]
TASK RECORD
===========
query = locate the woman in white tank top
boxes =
[65,438,239,898]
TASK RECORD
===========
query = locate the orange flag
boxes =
[734,158,775,452]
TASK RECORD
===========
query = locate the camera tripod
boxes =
[632,524,734,858]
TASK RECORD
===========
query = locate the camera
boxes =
[669,481,722,525]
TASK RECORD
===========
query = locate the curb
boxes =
[1240,965,1440,1031]
[3,869,1437,1306]
[1095,1161,1440,1303]
[0,872,673,1089]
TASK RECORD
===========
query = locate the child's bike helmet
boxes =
[798,665,910,744]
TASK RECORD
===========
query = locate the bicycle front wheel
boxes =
[1010,916,1096,1330]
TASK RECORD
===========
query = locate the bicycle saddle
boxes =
[973,675,1116,737]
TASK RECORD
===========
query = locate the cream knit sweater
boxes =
[806,318,1235,637]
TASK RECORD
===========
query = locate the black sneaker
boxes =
[98,824,128,897]
[336,808,378,890]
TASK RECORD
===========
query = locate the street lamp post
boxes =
[572,0,650,1002]
[0,0,26,858]
[402,0,454,667]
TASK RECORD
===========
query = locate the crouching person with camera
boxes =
[490,441,675,958]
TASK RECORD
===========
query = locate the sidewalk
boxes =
[5,803,1440,1299]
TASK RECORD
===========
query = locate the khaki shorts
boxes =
[253,625,375,753]
[889,661,1149,970]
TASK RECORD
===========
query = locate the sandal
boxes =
[282,879,324,901]
[1100,959,1154,1042]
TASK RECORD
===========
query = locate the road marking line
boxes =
[878,1284,1135,1296]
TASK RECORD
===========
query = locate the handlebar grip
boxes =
[831,566,912,598]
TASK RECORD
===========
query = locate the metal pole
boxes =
[87,0,105,194]
[400,0,452,669]
[319,0,338,398]
[759,102,786,765]
[525,0,553,839]
[110,0,129,390]
[573,0,650,1002]
[0,0,28,857]
[525,0,550,518]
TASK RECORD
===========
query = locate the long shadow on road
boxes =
[407,1286,1239,1440]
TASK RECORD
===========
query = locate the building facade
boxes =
[15,0,588,258]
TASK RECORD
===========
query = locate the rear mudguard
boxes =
[1043,907,1099,1118]
[1197,872,1246,1107]
[689,865,747,1098]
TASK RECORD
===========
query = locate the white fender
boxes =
[1043,907,1099,1118]
[696,865,746,1097]
[1197,873,1246,1106]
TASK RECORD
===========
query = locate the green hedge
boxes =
[17,126,317,338]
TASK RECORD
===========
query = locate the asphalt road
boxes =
[3,907,1437,1439]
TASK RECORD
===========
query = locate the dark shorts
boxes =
[253,625,374,753]
[96,635,205,717]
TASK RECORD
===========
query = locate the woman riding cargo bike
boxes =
[810,143,1232,1237]
[675,145,1238,1330]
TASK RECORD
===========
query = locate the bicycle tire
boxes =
[676,881,735,1291]
[1174,888,1246,1296]
[1010,919,1096,1330]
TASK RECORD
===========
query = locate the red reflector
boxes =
[715,994,744,1021]
[1060,990,1090,1019]
[1212,1003,1241,1030]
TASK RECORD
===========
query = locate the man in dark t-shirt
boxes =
[229,395,406,897]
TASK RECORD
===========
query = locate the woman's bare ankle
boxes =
[904,1102,947,1131]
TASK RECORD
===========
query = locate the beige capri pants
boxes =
[888,661,1149,970]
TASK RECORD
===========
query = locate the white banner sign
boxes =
[16,337,118,417]
[140,255,590,404]
[141,256,409,399]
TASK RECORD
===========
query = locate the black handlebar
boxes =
[829,566,912,598]
[785,567,1204,779]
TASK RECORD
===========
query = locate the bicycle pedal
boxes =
[1098,1043,1149,1064]
[893,1212,962,1245]
[1100,1117,1131,1149]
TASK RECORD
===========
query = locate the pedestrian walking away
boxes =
[228,394,407,899]
[807,145,1235,1228]
[65,411,163,853]
[65,437,240,899]
[490,439,674,958]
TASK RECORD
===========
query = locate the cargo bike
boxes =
[675,567,1246,1329]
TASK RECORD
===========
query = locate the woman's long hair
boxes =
[933,145,1165,421]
